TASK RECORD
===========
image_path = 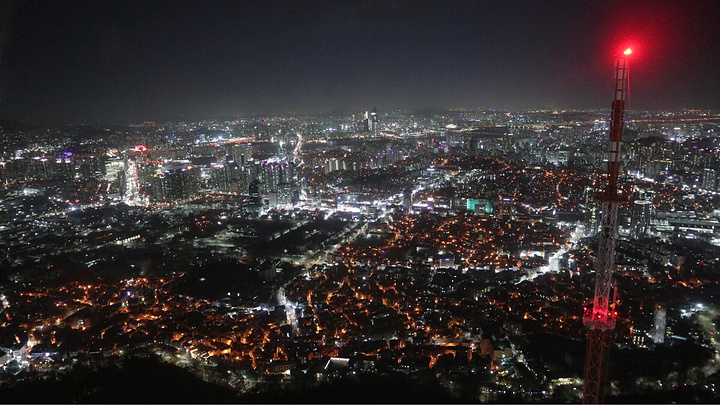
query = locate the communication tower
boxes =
[582,48,632,404]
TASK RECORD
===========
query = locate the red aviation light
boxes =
[623,48,632,55]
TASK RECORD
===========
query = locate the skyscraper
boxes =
[152,162,198,202]
[652,307,666,345]
[370,107,379,134]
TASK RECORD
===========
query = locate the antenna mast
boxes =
[582,47,631,404]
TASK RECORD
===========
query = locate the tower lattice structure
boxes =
[582,49,630,404]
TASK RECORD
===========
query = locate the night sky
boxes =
[1,0,719,124]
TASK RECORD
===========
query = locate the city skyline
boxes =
[1,0,719,125]
[1,106,719,402]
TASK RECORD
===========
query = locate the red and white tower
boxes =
[582,48,632,404]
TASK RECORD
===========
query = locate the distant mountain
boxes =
[0,119,43,132]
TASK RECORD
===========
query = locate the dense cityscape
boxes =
[2,0,720,403]
[0,108,719,402]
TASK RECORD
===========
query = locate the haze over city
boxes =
[1,0,719,124]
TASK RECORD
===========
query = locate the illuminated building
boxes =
[630,188,654,238]
[259,160,296,194]
[702,167,718,191]
[652,307,666,345]
[370,107,379,134]
[355,108,378,133]
[152,162,198,202]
